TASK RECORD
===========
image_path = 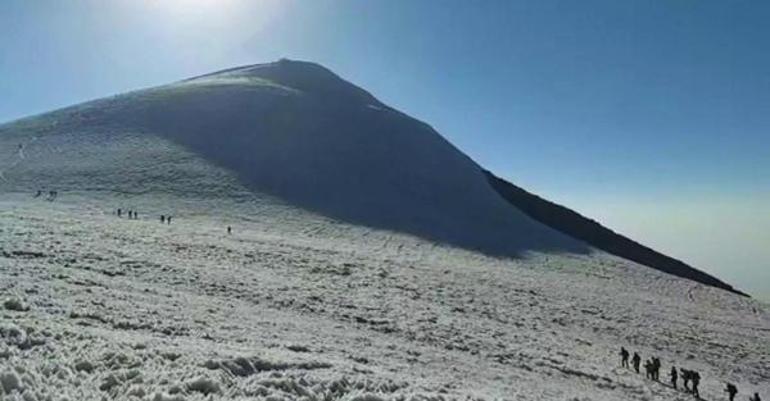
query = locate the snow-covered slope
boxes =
[0,195,767,401]
[0,60,767,401]
[0,59,584,258]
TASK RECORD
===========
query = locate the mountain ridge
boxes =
[484,170,747,296]
[0,59,745,296]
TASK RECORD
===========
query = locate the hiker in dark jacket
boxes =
[632,353,641,373]
[620,347,629,368]
[681,369,691,392]
[644,360,652,379]
[749,392,761,401]
[652,357,661,381]
[725,383,738,401]
[670,366,678,389]
[692,371,701,397]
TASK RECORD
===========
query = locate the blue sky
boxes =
[1,0,768,299]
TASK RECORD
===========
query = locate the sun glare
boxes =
[141,0,284,40]
[148,0,241,18]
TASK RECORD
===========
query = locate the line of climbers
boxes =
[27,189,237,234]
[620,347,761,401]
[116,208,234,234]
[32,190,57,201]
[116,208,142,220]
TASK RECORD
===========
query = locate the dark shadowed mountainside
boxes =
[484,170,747,296]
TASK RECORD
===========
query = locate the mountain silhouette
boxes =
[0,59,743,295]
[484,171,746,296]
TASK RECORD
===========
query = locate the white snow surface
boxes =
[0,191,768,401]
[0,60,768,400]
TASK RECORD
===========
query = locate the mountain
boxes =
[1,60,766,401]
[0,59,739,294]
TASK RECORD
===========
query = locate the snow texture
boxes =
[0,60,767,400]
[0,193,767,400]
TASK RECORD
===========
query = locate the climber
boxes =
[670,366,678,389]
[620,347,629,368]
[691,371,701,397]
[652,357,661,381]
[632,352,641,374]
[725,383,738,401]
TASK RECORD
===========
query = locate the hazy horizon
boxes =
[2,0,768,299]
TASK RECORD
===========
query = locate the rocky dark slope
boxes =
[484,170,746,296]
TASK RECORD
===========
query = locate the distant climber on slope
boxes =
[632,352,641,374]
[161,215,165,224]
[652,357,661,381]
[33,190,42,198]
[227,226,232,234]
[670,366,678,389]
[620,347,629,368]
[167,216,171,224]
[682,369,691,392]
[749,392,761,401]
[692,371,701,397]
[117,208,122,218]
[725,383,738,401]
[644,360,654,379]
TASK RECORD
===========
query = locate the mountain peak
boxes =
[186,59,382,106]
[190,59,337,81]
